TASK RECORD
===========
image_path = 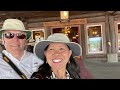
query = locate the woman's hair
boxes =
[67,56,80,79]
[31,62,51,79]
[31,44,80,79]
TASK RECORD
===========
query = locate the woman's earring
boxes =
[68,61,70,64]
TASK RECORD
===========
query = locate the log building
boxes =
[0,11,120,62]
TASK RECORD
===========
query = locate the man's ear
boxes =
[2,40,4,45]
[1,34,5,45]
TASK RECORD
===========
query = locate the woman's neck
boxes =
[52,68,67,79]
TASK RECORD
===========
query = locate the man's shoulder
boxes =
[0,53,2,59]
[24,51,44,68]
[0,53,8,65]
[25,51,43,61]
[25,51,34,56]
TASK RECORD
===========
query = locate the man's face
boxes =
[2,30,27,53]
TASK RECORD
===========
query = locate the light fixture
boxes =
[60,11,69,22]
[62,26,71,35]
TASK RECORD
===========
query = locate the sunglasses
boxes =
[4,32,27,39]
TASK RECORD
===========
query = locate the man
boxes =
[0,19,43,79]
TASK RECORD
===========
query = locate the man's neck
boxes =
[9,50,24,60]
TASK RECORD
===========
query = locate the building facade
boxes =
[1,11,120,62]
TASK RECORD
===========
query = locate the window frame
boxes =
[85,22,106,55]
[114,21,120,52]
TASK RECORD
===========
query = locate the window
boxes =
[32,29,45,42]
[52,26,80,44]
[28,28,45,43]
[118,24,120,51]
[115,22,120,52]
[86,23,104,54]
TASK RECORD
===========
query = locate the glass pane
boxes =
[52,26,79,43]
[118,24,120,50]
[33,31,44,42]
[87,25,103,53]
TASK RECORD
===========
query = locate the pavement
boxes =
[83,59,120,79]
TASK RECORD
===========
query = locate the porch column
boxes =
[105,13,118,62]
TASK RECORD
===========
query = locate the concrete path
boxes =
[83,60,120,79]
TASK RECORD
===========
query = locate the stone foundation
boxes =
[107,53,118,62]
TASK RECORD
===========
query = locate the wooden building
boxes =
[0,11,120,62]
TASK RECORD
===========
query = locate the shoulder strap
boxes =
[2,53,28,79]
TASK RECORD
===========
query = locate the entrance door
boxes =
[52,26,80,44]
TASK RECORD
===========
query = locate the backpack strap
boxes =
[2,53,28,79]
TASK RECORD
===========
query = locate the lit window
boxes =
[86,24,104,53]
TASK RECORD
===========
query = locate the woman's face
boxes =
[44,42,72,70]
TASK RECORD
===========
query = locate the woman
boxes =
[31,33,82,79]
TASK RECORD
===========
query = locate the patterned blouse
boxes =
[49,70,72,79]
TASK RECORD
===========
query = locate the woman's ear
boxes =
[44,51,47,57]
[69,50,72,57]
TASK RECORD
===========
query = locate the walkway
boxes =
[83,59,120,79]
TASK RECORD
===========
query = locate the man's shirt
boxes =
[0,50,43,79]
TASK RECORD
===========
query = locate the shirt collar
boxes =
[2,50,26,61]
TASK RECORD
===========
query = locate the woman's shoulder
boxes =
[31,64,51,79]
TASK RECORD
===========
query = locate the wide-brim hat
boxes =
[34,33,82,60]
[0,19,31,40]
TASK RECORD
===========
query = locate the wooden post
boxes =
[105,14,111,53]
[80,24,86,60]
[105,12,118,62]
[109,15,117,53]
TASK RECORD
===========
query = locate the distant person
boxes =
[35,34,40,42]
